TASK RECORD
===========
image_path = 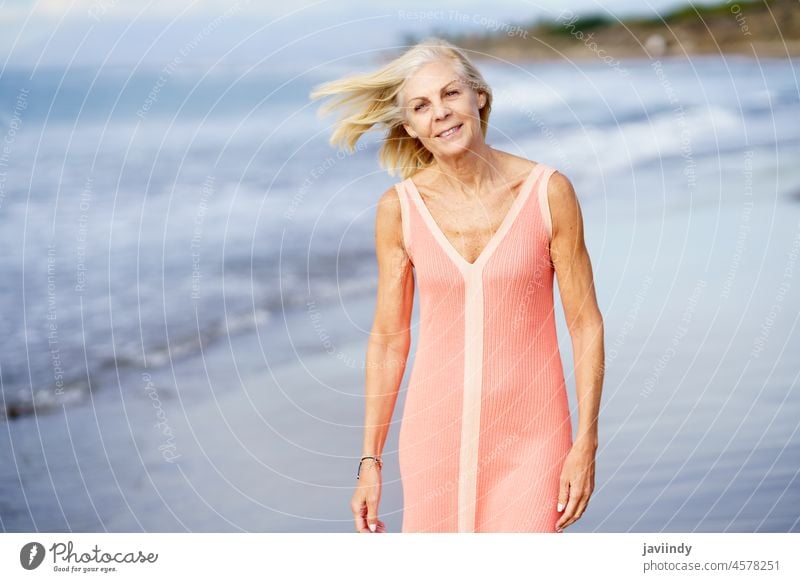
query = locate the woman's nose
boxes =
[433,102,451,119]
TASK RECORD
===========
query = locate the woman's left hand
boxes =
[555,441,596,532]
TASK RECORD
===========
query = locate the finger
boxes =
[367,506,380,532]
[359,518,386,534]
[360,517,386,534]
[555,478,571,529]
[557,476,569,514]
[569,491,592,525]
[353,499,367,532]
[572,494,589,520]
[366,495,380,532]
[559,488,589,530]
[556,488,581,530]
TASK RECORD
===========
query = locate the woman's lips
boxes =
[436,123,463,139]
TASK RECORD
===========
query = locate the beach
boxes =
[1,53,799,532]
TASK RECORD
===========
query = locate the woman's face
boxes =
[401,59,486,158]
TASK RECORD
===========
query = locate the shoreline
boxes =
[463,42,800,63]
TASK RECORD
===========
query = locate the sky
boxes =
[0,0,725,69]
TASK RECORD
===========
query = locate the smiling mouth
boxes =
[436,123,463,138]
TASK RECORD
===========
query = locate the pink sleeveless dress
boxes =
[394,162,573,533]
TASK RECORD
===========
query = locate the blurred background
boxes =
[0,0,798,532]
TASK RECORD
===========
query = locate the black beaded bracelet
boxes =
[357,455,383,479]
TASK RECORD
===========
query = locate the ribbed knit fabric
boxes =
[394,162,573,533]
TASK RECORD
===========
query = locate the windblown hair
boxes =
[309,37,493,180]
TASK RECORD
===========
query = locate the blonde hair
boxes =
[309,37,493,180]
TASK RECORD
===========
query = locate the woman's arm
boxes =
[361,186,415,458]
[547,171,604,531]
[548,171,604,449]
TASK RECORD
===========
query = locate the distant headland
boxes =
[398,0,799,61]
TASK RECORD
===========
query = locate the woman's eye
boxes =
[412,92,456,112]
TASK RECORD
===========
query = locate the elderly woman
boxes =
[310,38,604,533]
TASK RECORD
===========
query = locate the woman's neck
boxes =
[429,144,503,199]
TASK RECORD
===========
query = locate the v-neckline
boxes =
[406,163,543,270]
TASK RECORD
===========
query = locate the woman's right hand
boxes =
[350,461,386,533]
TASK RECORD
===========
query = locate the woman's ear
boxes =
[403,123,417,139]
[478,92,486,109]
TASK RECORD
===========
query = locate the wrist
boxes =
[357,455,383,479]
[573,434,598,451]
